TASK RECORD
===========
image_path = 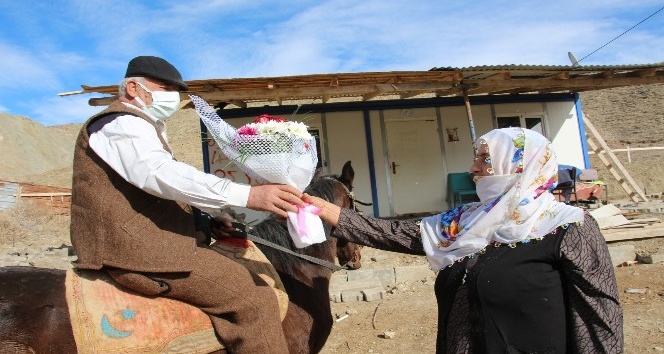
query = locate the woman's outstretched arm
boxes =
[303,194,425,255]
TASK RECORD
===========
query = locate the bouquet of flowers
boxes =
[190,95,324,248]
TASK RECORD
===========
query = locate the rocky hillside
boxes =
[1,84,663,199]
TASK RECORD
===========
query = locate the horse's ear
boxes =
[340,161,354,188]
[312,167,324,181]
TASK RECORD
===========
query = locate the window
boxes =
[496,115,544,135]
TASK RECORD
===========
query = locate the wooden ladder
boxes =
[583,114,649,203]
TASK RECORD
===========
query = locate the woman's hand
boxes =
[302,193,341,227]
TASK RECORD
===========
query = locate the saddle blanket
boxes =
[65,239,288,354]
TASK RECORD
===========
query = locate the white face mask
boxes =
[134,81,181,119]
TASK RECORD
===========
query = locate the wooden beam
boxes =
[90,96,117,106]
[435,87,462,97]
[465,74,664,93]
[482,72,512,81]
[588,70,614,79]
[399,91,425,99]
[362,91,381,101]
[462,88,478,154]
[549,71,570,80]
[227,100,247,108]
[603,223,664,242]
[191,82,458,102]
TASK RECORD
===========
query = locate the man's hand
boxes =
[246,184,304,218]
[209,214,235,240]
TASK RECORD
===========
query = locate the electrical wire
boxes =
[577,4,664,64]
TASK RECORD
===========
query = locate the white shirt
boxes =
[88,103,251,213]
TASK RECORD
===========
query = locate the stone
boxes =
[380,331,396,339]
[607,244,636,267]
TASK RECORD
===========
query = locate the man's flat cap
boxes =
[125,56,188,91]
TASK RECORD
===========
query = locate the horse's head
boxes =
[326,161,364,270]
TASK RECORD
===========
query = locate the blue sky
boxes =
[1,0,663,126]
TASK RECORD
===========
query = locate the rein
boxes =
[244,231,345,272]
[202,177,366,272]
[226,176,358,273]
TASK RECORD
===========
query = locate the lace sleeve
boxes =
[560,213,624,354]
[331,208,425,255]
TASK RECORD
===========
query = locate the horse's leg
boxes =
[0,267,77,354]
[280,273,334,354]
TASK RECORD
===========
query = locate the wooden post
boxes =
[462,87,478,155]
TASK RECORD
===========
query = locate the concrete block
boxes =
[341,289,364,302]
[362,285,386,301]
[394,264,433,284]
[347,268,395,286]
[330,272,348,286]
[607,244,636,267]
[330,278,385,302]
[329,293,343,303]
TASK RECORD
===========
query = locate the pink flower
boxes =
[237,125,259,135]
[253,114,288,124]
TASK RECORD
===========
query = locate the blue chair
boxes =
[447,172,479,208]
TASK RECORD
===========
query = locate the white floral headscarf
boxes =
[420,127,584,271]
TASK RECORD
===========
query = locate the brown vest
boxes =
[70,101,197,272]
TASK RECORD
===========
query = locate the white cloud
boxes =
[29,95,105,126]
[0,41,61,90]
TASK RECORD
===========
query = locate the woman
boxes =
[303,127,622,353]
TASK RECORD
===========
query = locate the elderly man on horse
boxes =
[70,55,302,354]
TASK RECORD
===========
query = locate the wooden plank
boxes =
[603,223,664,242]
[595,214,630,229]
[589,204,623,218]
[623,218,661,224]
[18,192,72,197]
[607,224,646,229]
[605,230,664,242]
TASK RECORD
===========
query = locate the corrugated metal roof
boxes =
[61,62,664,108]
[432,62,664,71]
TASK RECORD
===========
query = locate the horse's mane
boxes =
[250,176,341,273]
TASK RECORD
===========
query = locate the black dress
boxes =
[331,211,623,354]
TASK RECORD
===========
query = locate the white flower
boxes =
[287,122,312,139]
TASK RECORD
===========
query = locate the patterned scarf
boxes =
[420,127,584,271]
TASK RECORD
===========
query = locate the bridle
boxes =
[323,177,372,215]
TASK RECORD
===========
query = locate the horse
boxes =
[0,162,364,354]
